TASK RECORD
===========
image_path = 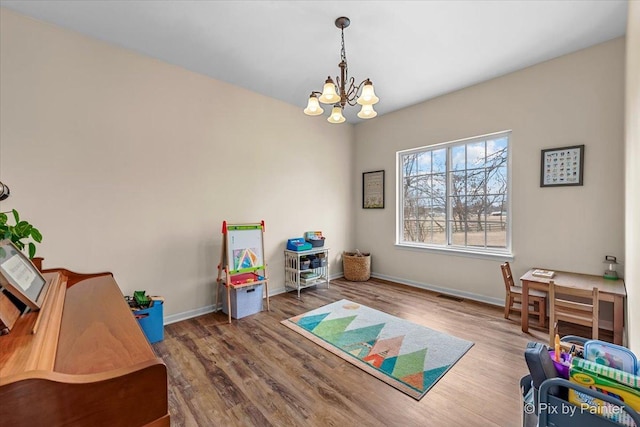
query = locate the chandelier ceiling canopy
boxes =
[304,17,379,124]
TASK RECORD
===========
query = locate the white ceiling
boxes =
[0,1,629,123]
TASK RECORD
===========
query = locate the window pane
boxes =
[431,227,446,244]
[465,197,486,223]
[466,169,486,196]
[452,145,465,171]
[416,152,431,174]
[467,141,485,168]
[432,149,446,173]
[451,171,466,196]
[487,166,507,195]
[450,222,466,245]
[487,137,508,161]
[432,173,446,200]
[403,199,417,219]
[403,220,418,242]
[486,221,507,248]
[403,153,421,177]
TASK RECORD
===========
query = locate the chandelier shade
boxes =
[357,103,377,119]
[356,81,379,105]
[303,94,324,116]
[304,17,379,123]
[319,78,340,104]
[328,105,346,123]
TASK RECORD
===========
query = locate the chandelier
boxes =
[303,16,379,124]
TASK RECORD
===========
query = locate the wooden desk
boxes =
[520,269,626,345]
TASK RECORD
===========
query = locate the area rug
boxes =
[281,299,474,400]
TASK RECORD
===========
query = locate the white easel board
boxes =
[225,223,265,274]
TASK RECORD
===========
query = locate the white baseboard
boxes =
[163,273,343,325]
[164,305,216,325]
[369,272,614,331]
[370,272,505,307]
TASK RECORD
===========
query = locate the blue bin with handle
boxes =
[134,299,164,344]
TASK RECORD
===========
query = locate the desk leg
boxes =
[521,280,530,333]
[613,295,623,345]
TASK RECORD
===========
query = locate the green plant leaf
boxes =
[14,221,32,238]
[12,209,20,223]
[0,212,7,224]
[31,228,43,243]
[28,242,36,258]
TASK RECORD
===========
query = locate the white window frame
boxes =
[396,130,513,261]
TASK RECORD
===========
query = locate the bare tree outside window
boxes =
[399,132,510,252]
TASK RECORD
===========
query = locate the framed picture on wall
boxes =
[540,145,584,187]
[363,170,385,209]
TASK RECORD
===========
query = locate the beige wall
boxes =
[0,9,354,321]
[354,38,625,307]
[625,1,640,354]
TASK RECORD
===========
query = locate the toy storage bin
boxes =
[343,252,371,281]
[222,284,264,319]
[307,237,325,247]
[134,299,164,344]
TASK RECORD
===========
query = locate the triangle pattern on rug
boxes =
[295,312,330,331]
[345,343,372,358]
[402,371,424,390]
[336,323,385,348]
[392,348,427,379]
[422,365,450,389]
[379,355,397,374]
[310,315,357,342]
[369,335,404,359]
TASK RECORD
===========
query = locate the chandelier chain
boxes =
[340,26,348,83]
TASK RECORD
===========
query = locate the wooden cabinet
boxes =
[284,248,330,298]
[0,270,169,427]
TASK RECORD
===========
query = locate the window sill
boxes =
[395,243,514,262]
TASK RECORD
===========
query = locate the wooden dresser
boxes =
[0,269,170,427]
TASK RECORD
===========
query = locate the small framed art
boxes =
[0,239,47,311]
[363,170,385,209]
[540,145,584,187]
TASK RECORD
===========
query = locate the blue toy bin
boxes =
[134,299,164,344]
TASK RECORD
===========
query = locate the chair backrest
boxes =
[500,262,515,292]
[549,280,599,344]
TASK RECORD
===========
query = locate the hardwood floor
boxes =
[152,278,605,427]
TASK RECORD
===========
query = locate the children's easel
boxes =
[216,221,269,323]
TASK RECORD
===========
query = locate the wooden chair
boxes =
[549,280,599,346]
[501,262,547,327]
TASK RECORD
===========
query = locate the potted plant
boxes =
[0,209,43,259]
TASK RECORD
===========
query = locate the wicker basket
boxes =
[343,252,371,281]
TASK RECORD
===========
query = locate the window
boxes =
[397,131,510,256]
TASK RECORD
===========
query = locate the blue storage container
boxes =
[134,299,164,344]
[287,238,312,251]
[222,284,264,319]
